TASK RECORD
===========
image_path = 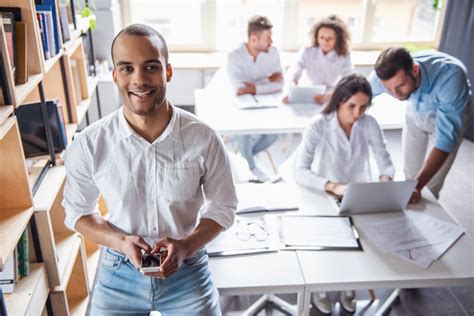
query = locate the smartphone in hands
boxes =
[140,252,161,273]
[140,247,167,273]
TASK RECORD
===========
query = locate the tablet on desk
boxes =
[288,85,326,104]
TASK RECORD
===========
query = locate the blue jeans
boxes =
[90,248,221,316]
[234,134,278,170]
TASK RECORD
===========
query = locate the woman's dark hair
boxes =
[310,15,350,57]
[322,73,372,114]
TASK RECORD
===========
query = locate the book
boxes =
[0,250,16,294]
[58,4,71,42]
[15,100,67,157]
[0,13,16,76]
[56,104,68,149]
[0,24,15,105]
[36,12,50,60]
[36,9,56,57]
[70,58,83,102]
[15,21,27,84]
[38,1,61,54]
[0,7,22,81]
[17,229,29,277]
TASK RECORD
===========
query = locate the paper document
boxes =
[279,216,360,249]
[234,93,281,109]
[359,211,464,268]
[236,183,299,214]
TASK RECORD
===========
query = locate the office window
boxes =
[125,0,209,49]
[121,0,445,52]
[297,0,364,45]
[372,0,440,42]
[215,0,285,51]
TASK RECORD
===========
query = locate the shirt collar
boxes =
[117,102,180,143]
[317,47,337,61]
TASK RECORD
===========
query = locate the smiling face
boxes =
[317,27,337,54]
[337,91,370,127]
[112,34,172,116]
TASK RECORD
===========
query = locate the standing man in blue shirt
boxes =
[369,47,471,203]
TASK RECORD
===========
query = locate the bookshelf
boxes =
[0,0,104,314]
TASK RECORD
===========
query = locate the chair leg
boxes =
[368,289,376,302]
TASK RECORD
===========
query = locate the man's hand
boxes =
[268,72,283,82]
[237,82,256,95]
[144,237,190,279]
[117,235,152,270]
[409,188,422,204]
[313,93,330,104]
[379,175,393,182]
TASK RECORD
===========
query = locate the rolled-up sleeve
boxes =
[62,133,100,231]
[294,119,329,191]
[367,116,396,178]
[200,131,237,230]
[434,69,470,153]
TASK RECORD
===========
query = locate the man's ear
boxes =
[166,64,173,82]
[112,68,117,84]
[412,63,420,77]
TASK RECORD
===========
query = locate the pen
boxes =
[251,95,259,103]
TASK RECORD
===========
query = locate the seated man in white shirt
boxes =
[227,15,284,182]
[62,24,237,315]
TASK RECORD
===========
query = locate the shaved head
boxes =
[111,24,168,66]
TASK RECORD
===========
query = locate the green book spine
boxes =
[17,229,29,277]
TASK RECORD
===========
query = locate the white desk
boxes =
[194,87,407,136]
[208,183,474,315]
[295,185,474,316]
[208,251,306,314]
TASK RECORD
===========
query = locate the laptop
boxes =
[332,180,418,214]
[288,85,326,104]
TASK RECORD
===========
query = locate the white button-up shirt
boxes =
[63,106,237,244]
[227,43,284,95]
[287,46,352,89]
[295,112,395,190]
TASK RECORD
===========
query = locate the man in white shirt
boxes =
[227,15,283,182]
[62,24,237,315]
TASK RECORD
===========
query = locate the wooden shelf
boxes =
[0,207,34,270]
[76,98,92,125]
[68,296,90,316]
[66,123,78,144]
[4,263,49,315]
[0,115,15,140]
[33,165,66,211]
[55,234,81,291]
[65,36,83,58]
[15,73,43,106]
[27,159,50,191]
[0,105,13,125]
[44,51,64,75]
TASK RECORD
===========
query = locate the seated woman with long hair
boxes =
[294,73,395,314]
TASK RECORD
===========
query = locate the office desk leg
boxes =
[301,289,311,316]
[375,288,400,316]
[243,294,297,315]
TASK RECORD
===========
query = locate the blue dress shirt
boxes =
[369,51,471,153]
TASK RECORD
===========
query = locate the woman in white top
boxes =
[294,74,395,314]
[284,15,352,104]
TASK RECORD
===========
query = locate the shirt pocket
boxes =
[162,160,202,202]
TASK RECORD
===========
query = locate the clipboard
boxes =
[278,215,363,251]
